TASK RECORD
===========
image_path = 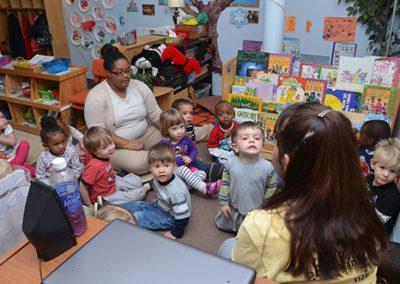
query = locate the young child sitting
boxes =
[207,101,239,164]
[359,120,391,176]
[121,143,191,239]
[79,127,151,209]
[160,109,221,198]
[36,116,82,183]
[0,111,35,176]
[367,138,400,235]
[215,121,278,232]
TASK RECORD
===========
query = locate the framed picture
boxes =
[330,42,357,66]
[158,0,259,7]
[142,4,155,15]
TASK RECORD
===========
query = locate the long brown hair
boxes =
[265,102,387,279]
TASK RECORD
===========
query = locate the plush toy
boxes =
[130,44,167,77]
[162,45,200,74]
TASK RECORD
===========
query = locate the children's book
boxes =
[319,65,338,88]
[233,75,249,86]
[231,85,256,96]
[246,81,275,101]
[248,70,279,85]
[304,79,327,104]
[228,93,262,123]
[336,56,374,92]
[300,63,321,79]
[267,53,293,75]
[276,76,306,104]
[364,113,392,125]
[362,85,396,116]
[283,37,301,60]
[261,112,279,144]
[236,50,269,77]
[370,57,400,88]
[324,88,362,112]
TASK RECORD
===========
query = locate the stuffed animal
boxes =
[161,45,200,74]
[130,44,167,77]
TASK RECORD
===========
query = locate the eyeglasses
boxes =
[109,68,131,77]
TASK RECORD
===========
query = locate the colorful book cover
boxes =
[319,65,338,88]
[336,56,374,92]
[236,50,269,77]
[261,112,279,144]
[370,57,400,88]
[300,63,321,79]
[228,93,262,123]
[231,85,256,96]
[362,85,396,116]
[304,79,327,104]
[246,81,275,101]
[248,70,279,85]
[233,75,249,86]
[324,88,362,112]
[276,76,306,104]
[283,37,300,60]
[267,53,293,75]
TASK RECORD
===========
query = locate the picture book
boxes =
[319,65,338,87]
[283,37,300,60]
[300,63,321,79]
[324,88,362,112]
[236,50,269,77]
[362,85,396,116]
[304,79,327,104]
[276,76,306,104]
[330,42,357,66]
[246,81,275,101]
[261,112,279,144]
[231,85,256,96]
[336,56,374,92]
[248,70,279,85]
[370,57,400,88]
[364,113,392,125]
[233,75,249,86]
[228,93,262,123]
[267,53,293,75]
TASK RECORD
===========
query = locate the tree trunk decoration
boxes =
[182,0,234,74]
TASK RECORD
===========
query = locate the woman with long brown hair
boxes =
[228,103,387,283]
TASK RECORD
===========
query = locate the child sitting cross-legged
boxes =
[367,138,400,235]
[121,143,191,239]
[207,101,239,164]
[215,121,279,233]
[160,109,221,198]
[79,126,151,210]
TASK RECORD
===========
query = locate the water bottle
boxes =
[50,157,87,237]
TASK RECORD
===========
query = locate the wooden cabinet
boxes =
[116,35,166,63]
[0,67,87,135]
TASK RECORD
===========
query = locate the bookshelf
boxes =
[0,66,87,135]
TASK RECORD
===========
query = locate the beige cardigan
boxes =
[84,79,162,133]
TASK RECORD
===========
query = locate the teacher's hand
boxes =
[126,140,145,151]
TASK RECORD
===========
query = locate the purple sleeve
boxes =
[185,136,198,162]
[161,139,185,166]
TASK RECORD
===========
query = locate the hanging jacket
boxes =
[29,14,52,48]
[7,13,26,58]
[21,14,33,59]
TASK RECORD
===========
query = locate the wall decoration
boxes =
[65,0,75,5]
[330,42,357,66]
[70,29,82,45]
[92,3,105,21]
[92,45,101,59]
[102,0,116,10]
[82,14,96,31]
[158,0,259,7]
[242,40,262,52]
[230,7,249,29]
[79,0,89,12]
[142,4,155,15]
[81,34,94,50]
[306,20,312,33]
[119,16,125,26]
[247,10,258,24]
[70,11,82,28]
[94,27,106,43]
[285,16,296,33]
[323,17,357,42]
[127,0,138,12]
[104,16,117,33]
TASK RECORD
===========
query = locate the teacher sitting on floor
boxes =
[84,44,162,174]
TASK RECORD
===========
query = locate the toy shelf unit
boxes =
[0,66,87,135]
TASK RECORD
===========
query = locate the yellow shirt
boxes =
[231,210,377,283]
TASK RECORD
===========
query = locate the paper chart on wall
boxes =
[330,42,357,66]
[322,17,357,42]
[285,16,296,33]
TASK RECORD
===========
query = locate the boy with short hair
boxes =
[121,143,191,239]
[367,138,400,235]
[215,121,278,232]
[358,120,391,175]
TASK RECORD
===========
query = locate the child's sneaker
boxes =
[204,179,222,199]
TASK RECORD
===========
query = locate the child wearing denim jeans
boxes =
[122,143,191,239]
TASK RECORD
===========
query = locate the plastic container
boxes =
[49,157,87,236]
[194,82,211,98]
[42,58,70,74]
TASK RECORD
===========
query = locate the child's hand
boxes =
[220,205,231,218]
[126,140,144,151]
[183,156,192,165]
[164,231,177,240]
[78,139,85,150]
[79,148,88,163]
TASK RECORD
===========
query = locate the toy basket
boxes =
[12,57,44,73]
[42,58,70,74]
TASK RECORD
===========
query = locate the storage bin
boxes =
[175,24,207,40]
[194,82,211,98]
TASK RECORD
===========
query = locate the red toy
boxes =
[82,20,95,32]
[161,45,200,74]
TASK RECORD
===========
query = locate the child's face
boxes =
[149,161,176,183]
[178,104,193,125]
[94,141,115,159]
[45,132,68,156]
[0,112,8,131]
[371,160,398,186]
[359,126,374,148]
[233,127,264,156]
[168,123,186,142]
[216,103,234,129]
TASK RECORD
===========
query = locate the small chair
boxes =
[68,59,107,127]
